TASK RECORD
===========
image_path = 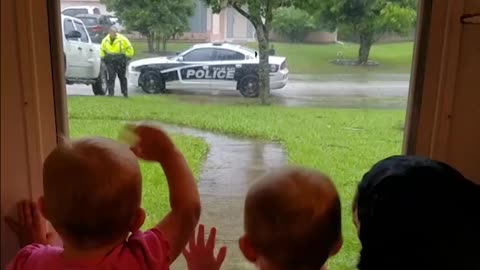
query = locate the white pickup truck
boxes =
[62,15,107,95]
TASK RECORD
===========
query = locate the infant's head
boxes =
[240,168,342,270]
[41,137,144,249]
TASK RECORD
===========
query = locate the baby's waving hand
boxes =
[128,122,201,264]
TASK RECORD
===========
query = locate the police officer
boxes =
[100,26,134,97]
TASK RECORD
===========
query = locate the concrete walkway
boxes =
[161,125,287,270]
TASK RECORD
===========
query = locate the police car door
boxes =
[178,48,216,90]
[209,48,245,91]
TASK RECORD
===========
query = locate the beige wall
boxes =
[1,0,58,267]
[304,31,338,44]
[270,30,338,44]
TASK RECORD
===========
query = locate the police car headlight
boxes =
[270,64,279,73]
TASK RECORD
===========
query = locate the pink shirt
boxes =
[7,229,170,270]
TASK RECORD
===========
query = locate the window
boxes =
[94,8,101,15]
[74,21,89,43]
[52,2,424,270]
[63,8,88,17]
[183,48,215,62]
[79,17,99,26]
[215,49,245,61]
[64,19,75,36]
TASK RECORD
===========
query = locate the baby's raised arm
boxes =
[129,123,201,264]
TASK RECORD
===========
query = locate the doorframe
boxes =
[403,0,465,157]
[48,0,70,138]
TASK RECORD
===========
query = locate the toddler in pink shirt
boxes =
[5,123,201,270]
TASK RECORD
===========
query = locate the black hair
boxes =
[355,155,480,270]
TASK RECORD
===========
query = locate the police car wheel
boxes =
[239,75,259,98]
[140,71,166,94]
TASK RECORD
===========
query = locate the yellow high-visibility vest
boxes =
[100,33,134,58]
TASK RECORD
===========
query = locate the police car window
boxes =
[183,48,215,62]
[74,21,89,43]
[215,49,245,61]
[64,19,75,36]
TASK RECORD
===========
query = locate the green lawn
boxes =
[69,119,209,229]
[68,95,406,270]
[132,40,414,75]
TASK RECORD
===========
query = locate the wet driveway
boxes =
[160,125,287,270]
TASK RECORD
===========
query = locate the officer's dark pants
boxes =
[105,55,128,97]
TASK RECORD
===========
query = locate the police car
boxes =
[128,43,289,97]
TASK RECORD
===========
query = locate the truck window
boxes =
[64,19,76,37]
[94,8,101,14]
[63,8,88,17]
[74,21,89,43]
[80,17,99,26]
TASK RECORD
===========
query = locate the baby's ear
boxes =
[239,235,257,263]
[130,208,146,232]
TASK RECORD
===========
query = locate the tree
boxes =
[203,0,314,104]
[272,7,316,43]
[319,0,417,64]
[102,0,194,53]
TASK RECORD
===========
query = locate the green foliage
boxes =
[318,0,417,63]
[101,0,194,52]
[319,0,417,37]
[272,7,316,42]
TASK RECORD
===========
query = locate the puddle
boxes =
[161,125,287,270]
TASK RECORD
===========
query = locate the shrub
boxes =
[273,7,316,42]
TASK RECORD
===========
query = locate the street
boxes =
[66,75,410,109]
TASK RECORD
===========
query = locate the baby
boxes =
[5,123,201,269]
[184,167,343,270]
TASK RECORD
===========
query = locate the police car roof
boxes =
[193,42,242,50]
[192,43,257,56]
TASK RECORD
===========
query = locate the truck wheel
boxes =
[92,63,107,96]
[140,71,166,94]
[238,75,259,98]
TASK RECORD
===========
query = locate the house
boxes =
[60,0,109,14]
[60,0,336,43]
[61,0,256,42]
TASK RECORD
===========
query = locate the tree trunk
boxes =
[358,32,374,65]
[162,37,168,52]
[155,35,161,53]
[146,32,154,53]
[255,26,270,105]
